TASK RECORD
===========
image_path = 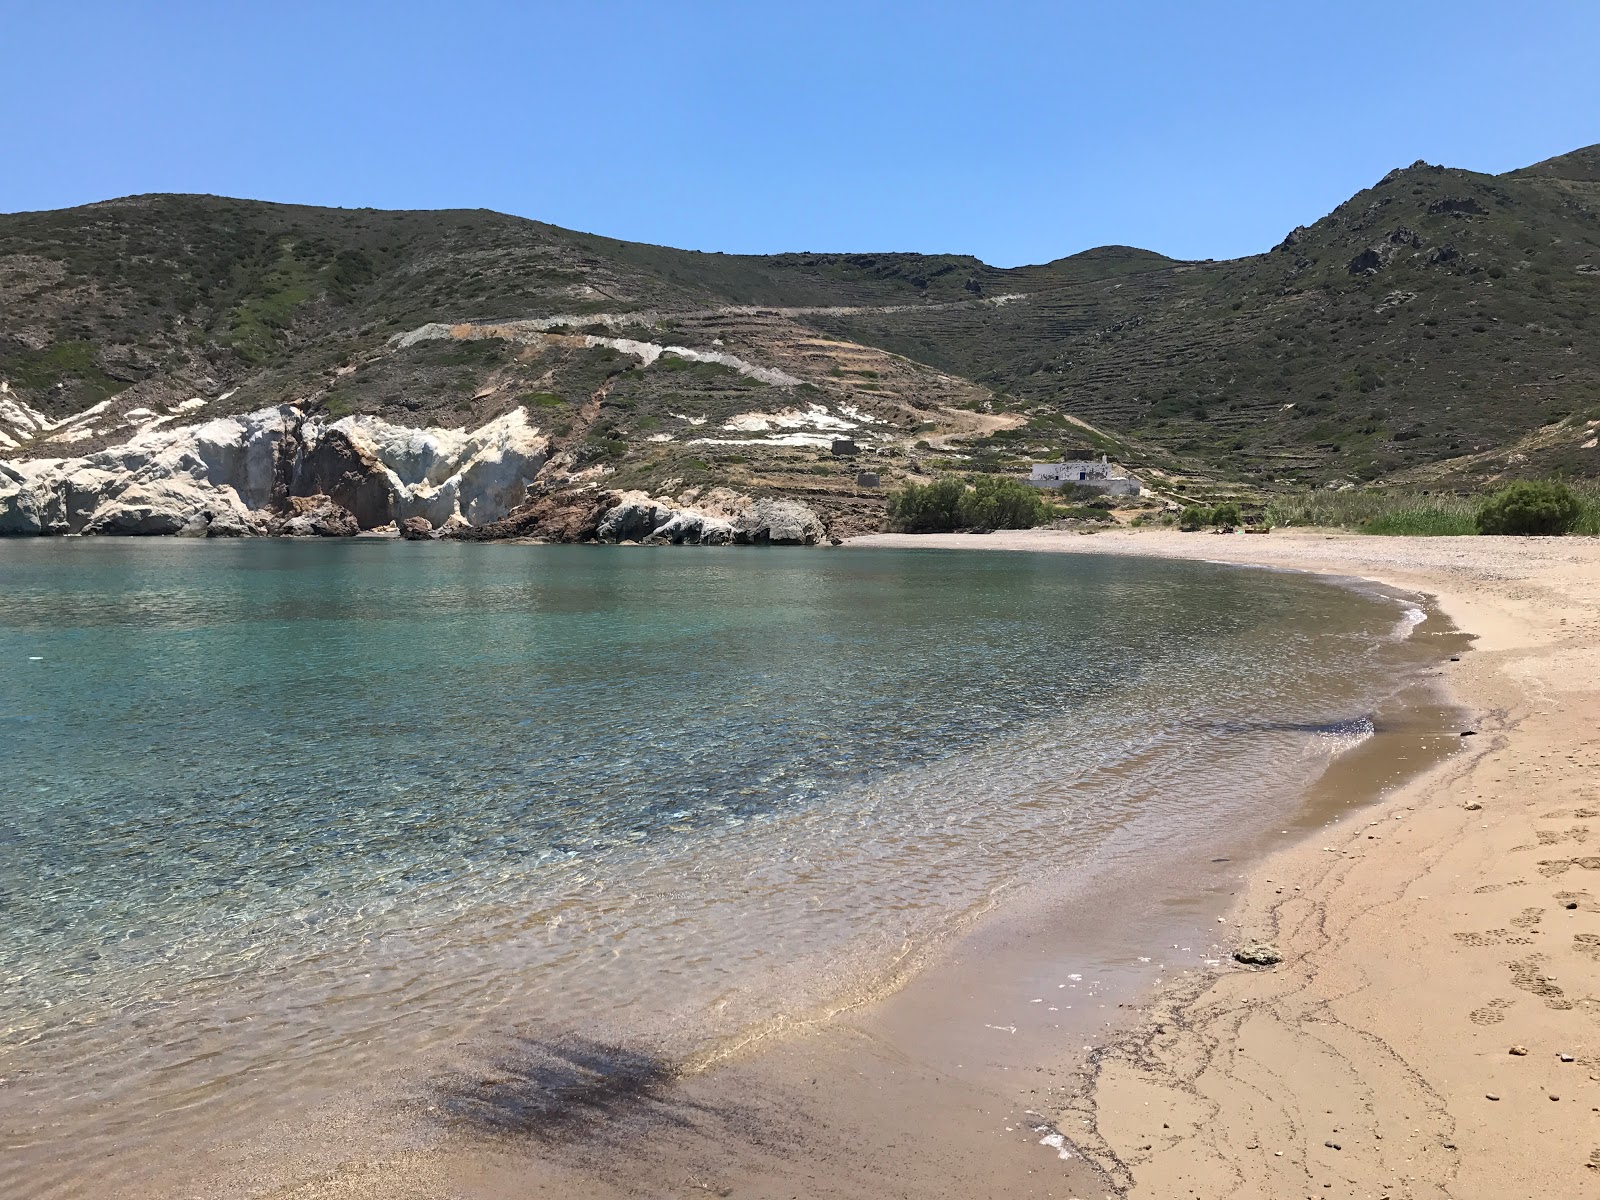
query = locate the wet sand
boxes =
[854,528,1600,1199]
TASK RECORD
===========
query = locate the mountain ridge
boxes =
[3,145,1598,516]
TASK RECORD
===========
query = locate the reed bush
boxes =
[1265,482,1600,536]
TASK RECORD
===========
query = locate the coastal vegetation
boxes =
[885,475,1051,532]
[1475,479,1584,535]
[1179,502,1245,531]
[1264,479,1600,536]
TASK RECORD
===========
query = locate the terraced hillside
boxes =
[803,146,1600,486]
[3,144,1599,514]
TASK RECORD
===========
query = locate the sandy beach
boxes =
[852,528,1600,1199]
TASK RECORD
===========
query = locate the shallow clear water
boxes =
[0,540,1435,1195]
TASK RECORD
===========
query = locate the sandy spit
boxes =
[851,528,1600,1199]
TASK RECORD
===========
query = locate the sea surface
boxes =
[0,540,1444,1196]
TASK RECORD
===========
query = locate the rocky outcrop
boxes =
[1,408,288,535]
[272,495,359,537]
[589,491,822,546]
[596,492,677,542]
[448,486,826,547]
[643,509,737,546]
[733,498,826,545]
[298,408,547,529]
[1,395,831,547]
[0,405,548,537]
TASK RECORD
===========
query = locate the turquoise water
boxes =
[0,540,1434,1196]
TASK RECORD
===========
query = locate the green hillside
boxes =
[3,145,1598,495]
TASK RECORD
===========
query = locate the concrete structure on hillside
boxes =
[1028,455,1142,496]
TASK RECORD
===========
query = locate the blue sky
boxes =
[4,1,1597,265]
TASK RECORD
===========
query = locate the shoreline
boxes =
[10,530,1592,1199]
[852,528,1600,1198]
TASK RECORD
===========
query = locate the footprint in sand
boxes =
[1455,930,1510,947]
[1475,880,1529,893]
[1469,998,1514,1026]
[1510,907,1545,930]
[1538,827,1592,846]
[1536,860,1599,878]
[1509,955,1573,1009]
[1574,934,1600,963]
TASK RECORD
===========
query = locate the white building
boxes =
[1027,455,1142,496]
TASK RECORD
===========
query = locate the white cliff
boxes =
[0,404,548,536]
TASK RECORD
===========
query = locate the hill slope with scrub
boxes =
[2,144,1598,537]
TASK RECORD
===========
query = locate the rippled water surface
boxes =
[0,540,1437,1195]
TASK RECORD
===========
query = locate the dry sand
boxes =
[852,528,1600,1199]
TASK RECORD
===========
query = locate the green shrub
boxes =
[1178,505,1211,531]
[886,475,1049,532]
[1210,502,1242,527]
[518,391,565,408]
[886,478,967,532]
[957,475,1050,530]
[1476,480,1582,536]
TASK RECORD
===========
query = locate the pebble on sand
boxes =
[1511,1045,1529,1056]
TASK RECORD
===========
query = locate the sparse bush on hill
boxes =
[1475,480,1582,536]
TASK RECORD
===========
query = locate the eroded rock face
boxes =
[0,405,549,537]
[596,492,676,542]
[1,400,828,546]
[591,491,821,546]
[733,498,825,545]
[300,408,548,529]
[642,510,737,546]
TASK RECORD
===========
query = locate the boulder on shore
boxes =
[272,495,358,537]
[398,516,434,540]
[734,498,825,545]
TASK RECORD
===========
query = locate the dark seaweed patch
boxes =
[430,1036,721,1144]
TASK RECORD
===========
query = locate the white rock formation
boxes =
[593,489,822,546]
[300,408,548,527]
[0,408,290,535]
[0,404,548,536]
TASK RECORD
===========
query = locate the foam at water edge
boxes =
[1392,603,1427,640]
[1305,715,1377,758]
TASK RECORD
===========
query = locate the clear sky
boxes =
[5,1,1597,265]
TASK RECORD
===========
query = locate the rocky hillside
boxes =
[2,145,1598,539]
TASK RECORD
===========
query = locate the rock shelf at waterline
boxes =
[0,398,829,544]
